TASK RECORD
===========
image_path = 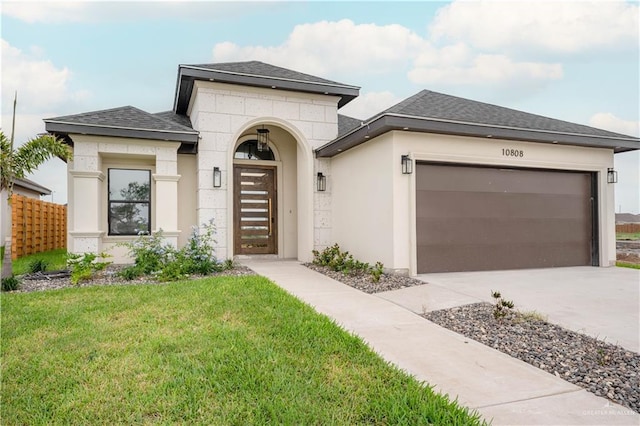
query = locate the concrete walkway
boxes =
[242,260,639,425]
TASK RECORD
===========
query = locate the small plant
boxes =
[119,221,225,282]
[596,347,612,366]
[491,290,514,321]
[118,265,143,281]
[371,261,384,283]
[67,252,112,285]
[28,259,49,274]
[223,258,235,270]
[312,244,370,275]
[1,276,20,292]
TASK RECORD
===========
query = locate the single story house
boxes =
[44,61,640,275]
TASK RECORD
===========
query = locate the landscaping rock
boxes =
[424,303,640,414]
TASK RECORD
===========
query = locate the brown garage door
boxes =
[416,164,596,273]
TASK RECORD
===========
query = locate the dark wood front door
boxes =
[234,165,277,255]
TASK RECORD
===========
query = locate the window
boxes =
[108,169,151,235]
[234,140,275,161]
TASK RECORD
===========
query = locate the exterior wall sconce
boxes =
[213,167,222,188]
[607,168,618,184]
[401,155,413,174]
[317,172,326,192]
[257,126,270,152]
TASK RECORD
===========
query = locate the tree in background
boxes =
[1,129,72,278]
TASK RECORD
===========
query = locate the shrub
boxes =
[371,261,384,283]
[312,244,378,277]
[125,230,174,275]
[28,259,49,274]
[120,221,226,282]
[491,290,515,321]
[1,276,20,292]
[118,265,143,281]
[67,252,112,285]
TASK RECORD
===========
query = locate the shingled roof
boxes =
[44,106,199,152]
[338,114,362,137]
[316,90,640,157]
[174,61,360,114]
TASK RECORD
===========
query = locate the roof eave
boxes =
[174,65,360,114]
[14,178,52,196]
[44,121,199,144]
[315,115,640,157]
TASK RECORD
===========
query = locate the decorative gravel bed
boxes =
[424,303,640,414]
[304,263,639,413]
[304,263,426,293]
[14,264,257,293]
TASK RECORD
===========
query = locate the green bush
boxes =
[67,252,112,285]
[120,221,226,282]
[118,265,143,281]
[1,276,20,292]
[313,244,382,277]
[371,261,384,283]
[28,259,49,274]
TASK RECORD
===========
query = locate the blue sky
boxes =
[1,0,639,212]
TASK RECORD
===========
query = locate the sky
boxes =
[1,0,639,213]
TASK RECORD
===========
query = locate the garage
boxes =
[416,163,596,273]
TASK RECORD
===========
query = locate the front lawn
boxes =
[11,248,68,275]
[1,276,484,425]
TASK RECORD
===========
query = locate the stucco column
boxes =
[68,170,104,253]
[153,174,181,248]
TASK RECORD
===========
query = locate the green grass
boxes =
[12,249,68,275]
[1,276,485,425]
[616,232,640,241]
[617,261,640,270]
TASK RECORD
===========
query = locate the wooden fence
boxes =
[616,223,640,234]
[11,194,67,259]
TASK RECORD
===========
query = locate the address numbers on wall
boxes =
[502,148,524,158]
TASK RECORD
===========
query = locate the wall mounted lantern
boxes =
[607,168,618,184]
[317,172,327,192]
[401,155,413,175]
[213,167,222,188]
[257,126,270,152]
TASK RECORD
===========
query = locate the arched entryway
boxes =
[230,122,311,260]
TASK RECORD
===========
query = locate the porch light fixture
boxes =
[401,155,413,175]
[317,172,327,192]
[213,167,222,188]
[257,126,270,152]
[607,168,618,184]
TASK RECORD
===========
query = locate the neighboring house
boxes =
[1,178,52,248]
[44,61,640,275]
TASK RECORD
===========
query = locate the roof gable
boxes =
[316,90,640,157]
[173,61,360,114]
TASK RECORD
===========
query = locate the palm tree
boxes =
[1,130,72,278]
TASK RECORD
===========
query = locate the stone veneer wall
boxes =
[188,81,339,260]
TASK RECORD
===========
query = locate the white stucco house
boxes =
[44,61,640,275]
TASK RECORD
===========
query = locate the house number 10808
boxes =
[502,148,524,157]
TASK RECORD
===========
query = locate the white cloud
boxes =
[430,0,639,55]
[589,113,640,138]
[338,91,403,121]
[1,1,89,23]
[1,39,88,114]
[212,19,562,93]
[408,42,562,89]
[213,19,428,77]
[1,1,287,24]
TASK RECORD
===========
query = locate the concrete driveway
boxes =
[378,266,640,353]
